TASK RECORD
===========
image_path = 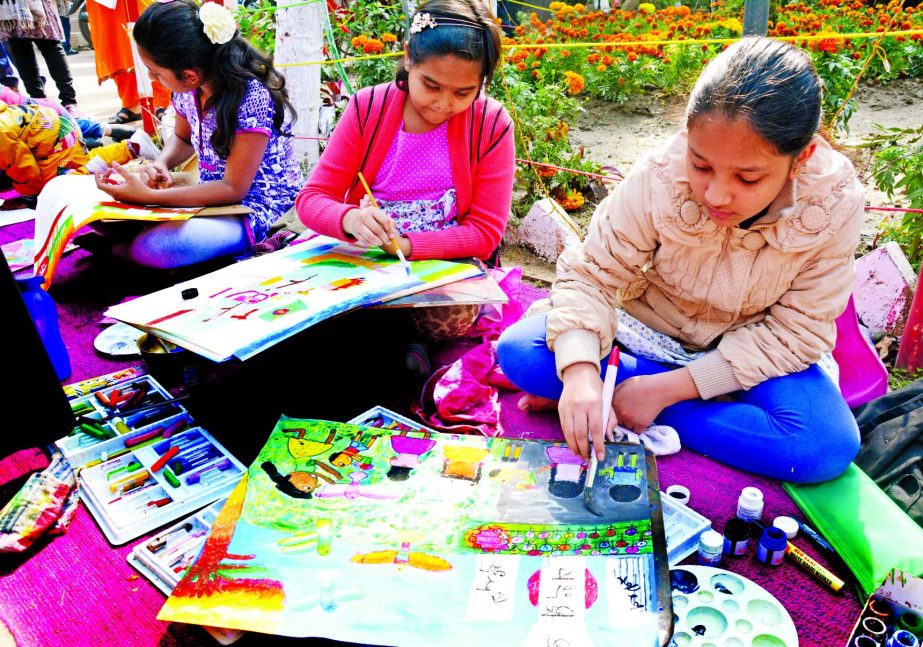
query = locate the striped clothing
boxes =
[297,82,515,261]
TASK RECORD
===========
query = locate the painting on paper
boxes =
[158,416,671,646]
[105,237,483,362]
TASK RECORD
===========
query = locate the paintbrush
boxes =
[356,172,412,277]
[587,346,620,485]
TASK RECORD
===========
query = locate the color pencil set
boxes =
[78,425,245,544]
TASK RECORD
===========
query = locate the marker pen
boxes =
[785,542,844,592]
[793,517,837,558]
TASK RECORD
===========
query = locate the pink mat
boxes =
[0,222,861,646]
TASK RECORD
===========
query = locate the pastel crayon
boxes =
[107,481,157,504]
[185,458,233,485]
[109,470,151,493]
[161,418,189,439]
[95,391,112,407]
[146,521,194,553]
[79,422,111,440]
[152,430,204,454]
[151,445,180,472]
[123,427,165,448]
[163,469,181,488]
[106,461,143,480]
[172,450,221,475]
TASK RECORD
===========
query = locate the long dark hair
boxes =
[133,0,295,159]
[686,37,821,156]
[396,0,502,91]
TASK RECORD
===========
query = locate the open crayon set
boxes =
[58,372,192,468]
[348,404,437,433]
[78,425,245,544]
[127,500,244,645]
[57,369,245,544]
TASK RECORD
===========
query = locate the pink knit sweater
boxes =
[296,82,514,261]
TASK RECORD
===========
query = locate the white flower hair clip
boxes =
[410,12,438,34]
[199,2,237,45]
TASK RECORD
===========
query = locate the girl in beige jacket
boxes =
[498,37,864,483]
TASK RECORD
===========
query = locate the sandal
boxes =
[108,108,141,124]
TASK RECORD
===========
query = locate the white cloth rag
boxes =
[612,424,682,456]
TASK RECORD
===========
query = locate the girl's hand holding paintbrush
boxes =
[342,195,407,254]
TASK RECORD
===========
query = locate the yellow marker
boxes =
[785,542,845,592]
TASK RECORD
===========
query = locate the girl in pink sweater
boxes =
[297,0,513,265]
[499,38,864,483]
[297,0,514,375]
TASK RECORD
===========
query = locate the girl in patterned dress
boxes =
[92,0,302,269]
[498,38,865,483]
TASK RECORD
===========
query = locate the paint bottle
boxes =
[16,273,71,380]
[897,611,923,638]
[755,526,786,566]
[736,486,764,523]
[867,597,895,626]
[888,630,921,647]
[697,530,723,566]
[722,517,751,557]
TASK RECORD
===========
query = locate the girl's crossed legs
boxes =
[497,314,859,483]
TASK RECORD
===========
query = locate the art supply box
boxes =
[845,569,923,647]
[128,500,243,645]
[661,494,712,566]
[58,371,245,544]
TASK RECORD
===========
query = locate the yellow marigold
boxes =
[549,1,564,10]
[531,61,540,68]
[563,70,585,95]
[363,39,384,54]
[351,35,368,48]
[597,64,607,71]
[555,188,585,211]
[381,32,397,43]
[638,2,656,13]
[574,3,586,11]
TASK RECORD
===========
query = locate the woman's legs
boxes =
[5,39,43,98]
[33,39,76,106]
[114,215,250,269]
[497,314,859,483]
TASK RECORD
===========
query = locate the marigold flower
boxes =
[597,64,607,71]
[563,70,585,95]
[351,35,368,48]
[363,39,384,54]
[381,33,397,43]
[638,2,655,13]
[516,61,527,71]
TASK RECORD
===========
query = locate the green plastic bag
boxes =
[784,463,923,598]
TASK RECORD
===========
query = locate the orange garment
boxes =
[85,0,169,110]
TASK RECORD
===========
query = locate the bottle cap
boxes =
[741,486,763,503]
[772,516,799,539]
[699,530,723,551]
[724,517,750,541]
[665,484,690,505]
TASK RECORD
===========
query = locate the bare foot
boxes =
[518,393,558,412]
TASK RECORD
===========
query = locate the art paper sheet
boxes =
[158,417,663,646]
[104,236,483,362]
[33,175,212,287]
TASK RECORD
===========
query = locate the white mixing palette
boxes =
[669,565,798,647]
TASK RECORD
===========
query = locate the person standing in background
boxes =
[59,0,79,55]
[85,0,169,124]
[0,0,80,114]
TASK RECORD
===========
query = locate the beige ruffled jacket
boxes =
[546,131,865,400]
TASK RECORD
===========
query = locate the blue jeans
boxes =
[497,314,860,483]
[76,117,103,139]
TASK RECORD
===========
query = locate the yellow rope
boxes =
[276,30,923,66]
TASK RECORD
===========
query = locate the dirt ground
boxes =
[506,75,923,282]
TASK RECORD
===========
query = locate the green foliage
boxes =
[490,70,601,218]
[864,124,923,271]
[331,1,405,88]
[235,0,278,56]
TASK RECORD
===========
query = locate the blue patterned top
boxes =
[173,78,302,244]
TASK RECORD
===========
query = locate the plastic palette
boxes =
[661,494,712,566]
[669,565,798,647]
[348,405,437,433]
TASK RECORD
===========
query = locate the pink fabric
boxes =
[372,121,453,202]
[415,267,526,436]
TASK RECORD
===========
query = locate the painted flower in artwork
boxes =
[200,2,237,45]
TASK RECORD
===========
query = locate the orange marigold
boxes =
[363,39,384,54]
[516,61,528,71]
[555,188,585,211]
[563,70,585,95]
[597,64,607,71]
[381,33,397,43]
[351,35,368,48]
